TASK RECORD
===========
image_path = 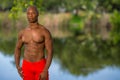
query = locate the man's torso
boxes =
[21,25,46,62]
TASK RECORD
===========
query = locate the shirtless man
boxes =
[14,6,53,80]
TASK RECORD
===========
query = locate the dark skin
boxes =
[14,6,53,80]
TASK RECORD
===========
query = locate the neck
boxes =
[29,22,39,29]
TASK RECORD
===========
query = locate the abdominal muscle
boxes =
[23,43,45,62]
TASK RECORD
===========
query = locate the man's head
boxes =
[27,6,39,23]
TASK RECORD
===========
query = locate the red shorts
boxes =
[22,59,49,80]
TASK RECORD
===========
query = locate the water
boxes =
[0,52,120,80]
[0,38,120,80]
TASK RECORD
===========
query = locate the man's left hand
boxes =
[39,71,48,80]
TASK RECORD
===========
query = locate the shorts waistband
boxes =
[23,58,46,64]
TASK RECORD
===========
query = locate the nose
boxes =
[28,13,33,18]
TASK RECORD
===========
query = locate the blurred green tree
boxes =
[110,10,120,45]
[9,0,43,19]
[0,0,13,11]
[9,0,120,19]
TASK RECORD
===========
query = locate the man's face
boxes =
[27,8,38,23]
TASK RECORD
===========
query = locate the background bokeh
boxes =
[0,0,120,80]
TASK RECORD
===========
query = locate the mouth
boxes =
[28,18,34,21]
[28,18,33,20]
[28,18,37,23]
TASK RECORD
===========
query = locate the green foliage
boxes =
[112,0,120,5]
[110,10,120,45]
[0,0,13,10]
[69,15,84,36]
[1,0,120,13]
[53,37,120,76]
[7,0,120,20]
[63,0,98,11]
[98,0,120,12]
[9,0,43,19]
[0,38,16,55]
[42,0,62,11]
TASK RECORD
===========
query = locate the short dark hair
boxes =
[27,6,39,15]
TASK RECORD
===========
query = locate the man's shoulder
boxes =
[17,30,24,38]
[20,27,30,33]
[18,28,27,36]
[19,29,24,33]
[18,30,23,35]
[39,25,50,33]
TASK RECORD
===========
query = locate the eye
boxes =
[27,12,30,15]
[32,11,36,14]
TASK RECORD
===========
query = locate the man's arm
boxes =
[14,31,23,73]
[43,29,53,72]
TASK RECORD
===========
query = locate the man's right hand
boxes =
[17,66,23,78]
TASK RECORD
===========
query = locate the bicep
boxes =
[16,39,23,49]
[16,32,24,49]
[44,31,53,50]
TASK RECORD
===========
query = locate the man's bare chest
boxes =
[22,29,44,43]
